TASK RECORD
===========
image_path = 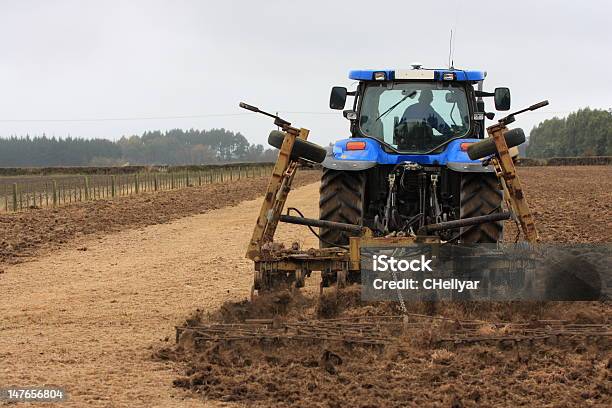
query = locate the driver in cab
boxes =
[400,89,451,135]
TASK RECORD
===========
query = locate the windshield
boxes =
[359,82,471,152]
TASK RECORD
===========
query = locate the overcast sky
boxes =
[0,0,610,147]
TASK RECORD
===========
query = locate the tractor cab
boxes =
[327,67,511,168]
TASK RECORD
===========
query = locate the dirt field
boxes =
[167,291,610,408]
[0,171,320,265]
[0,166,610,407]
[504,166,611,243]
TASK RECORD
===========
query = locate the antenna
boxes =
[451,29,456,68]
[449,29,458,69]
[448,29,453,69]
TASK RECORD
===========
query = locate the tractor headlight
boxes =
[373,72,386,81]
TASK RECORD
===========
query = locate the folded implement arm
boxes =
[468,101,548,243]
[487,123,538,242]
[245,125,310,260]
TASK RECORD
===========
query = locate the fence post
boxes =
[84,176,90,200]
[12,183,17,212]
[154,175,158,191]
[52,181,57,207]
[111,175,116,197]
[135,174,140,194]
[186,171,190,187]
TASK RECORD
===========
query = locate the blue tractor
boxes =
[320,66,514,246]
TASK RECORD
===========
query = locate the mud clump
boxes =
[316,286,362,318]
[211,290,312,323]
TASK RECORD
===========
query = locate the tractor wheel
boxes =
[268,131,327,163]
[459,173,504,243]
[319,169,366,248]
[466,128,526,160]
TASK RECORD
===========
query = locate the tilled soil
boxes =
[167,290,610,408]
[166,166,612,407]
[0,166,610,407]
[504,166,611,243]
[0,170,321,265]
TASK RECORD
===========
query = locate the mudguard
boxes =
[321,138,494,173]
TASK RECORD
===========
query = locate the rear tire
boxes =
[466,128,526,160]
[459,173,504,243]
[319,169,365,248]
[268,131,327,163]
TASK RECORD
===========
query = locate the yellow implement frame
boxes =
[486,123,539,242]
[246,126,310,260]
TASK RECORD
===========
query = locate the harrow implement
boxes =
[176,315,611,349]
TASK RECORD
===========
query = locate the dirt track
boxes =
[0,178,320,407]
[0,171,320,265]
[1,166,610,407]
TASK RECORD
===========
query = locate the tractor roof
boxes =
[348,68,485,82]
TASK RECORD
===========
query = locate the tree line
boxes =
[1,107,609,166]
[526,107,611,158]
[0,128,278,167]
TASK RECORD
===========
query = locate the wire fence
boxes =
[517,156,612,166]
[0,164,275,212]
